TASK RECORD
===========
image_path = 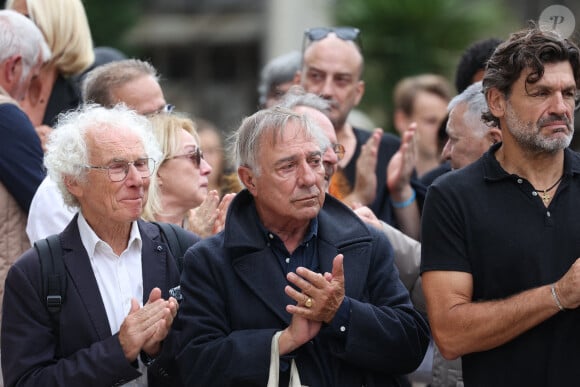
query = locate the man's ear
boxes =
[3,54,22,85]
[65,176,83,199]
[353,80,365,107]
[487,88,507,119]
[487,127,503,144]
[238,166,257,195]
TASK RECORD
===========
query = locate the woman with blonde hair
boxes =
[144,113,234,237]
[6,0,94,129]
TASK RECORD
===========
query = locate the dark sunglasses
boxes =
[168,147,204,167]
[303,26,362,52]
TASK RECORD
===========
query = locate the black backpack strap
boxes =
[152,221,192,273]
[34,234,66,319]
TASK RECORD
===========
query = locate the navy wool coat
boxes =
[177,190,430,387]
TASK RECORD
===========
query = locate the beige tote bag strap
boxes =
[267,331,303,387]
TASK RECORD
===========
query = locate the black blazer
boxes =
[1,217,199,387]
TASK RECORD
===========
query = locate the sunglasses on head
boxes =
[303,27,362,51]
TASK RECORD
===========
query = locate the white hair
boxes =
[447,81,490,137]
[231,106,330,179]
[44,104,162,208]
[0,10,51,82]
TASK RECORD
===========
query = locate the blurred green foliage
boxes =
[83,0,142,56]
[336,0,520,132]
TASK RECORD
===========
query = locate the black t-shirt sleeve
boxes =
[420,179,472,274]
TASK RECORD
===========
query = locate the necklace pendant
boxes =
[541,191,551,202]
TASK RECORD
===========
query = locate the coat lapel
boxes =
[139,220,168,302]
[60,219,112,339]
[232,250,292,324]
[317,196,373,299]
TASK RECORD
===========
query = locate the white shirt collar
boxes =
[77,212,142,258]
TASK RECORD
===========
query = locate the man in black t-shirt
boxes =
[422,25,580,386]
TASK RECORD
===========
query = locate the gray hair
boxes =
[0,10,51,82]
[447,81,490,137]
[44,104,162,209]
[258,51,302,106]
[277,85,330,112]
[231,106,330,179]
[81,59,159,106]
[481,25,580,128]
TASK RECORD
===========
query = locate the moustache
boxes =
[538,114,572,129]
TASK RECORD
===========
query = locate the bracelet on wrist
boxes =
[550,283,565,312]
[392,188,416,209]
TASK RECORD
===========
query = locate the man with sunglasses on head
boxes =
[26,59,172,243]
[2,104,197,386]
[296,26,423,240]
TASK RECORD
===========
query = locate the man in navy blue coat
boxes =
[177,107,429,386]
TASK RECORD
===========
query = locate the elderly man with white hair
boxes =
[1,104,198,386]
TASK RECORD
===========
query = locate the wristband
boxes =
[392,188,416,209]
[550,283,565,312]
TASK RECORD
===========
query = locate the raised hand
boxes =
[344,128,382,207]
[277,313,322,356]
[118,288,177,361]
[285,254,345,324]
[213,193,236,234]
[278,255,345,354]
[352,204,383,230]
[387,123,416,197]
[187,190,220,237]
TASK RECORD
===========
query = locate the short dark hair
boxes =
[482,24,580,128]
[455,37,502,93]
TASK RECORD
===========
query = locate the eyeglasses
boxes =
[168,147,204,167]
[331,143,345,161]
[84,157,155,182]
[303,27,362,52]
[147,104,175,116]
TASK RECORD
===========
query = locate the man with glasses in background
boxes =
[26,59,172,243]
[296,27,423,240]
[2,104,197,386]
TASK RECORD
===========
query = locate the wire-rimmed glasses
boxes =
[84,157,156,182]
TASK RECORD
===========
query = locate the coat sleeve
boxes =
[332,227,430,374]
[176,244,277,387]
[1,253,142,387]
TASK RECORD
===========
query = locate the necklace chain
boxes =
[532,175,563,203]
